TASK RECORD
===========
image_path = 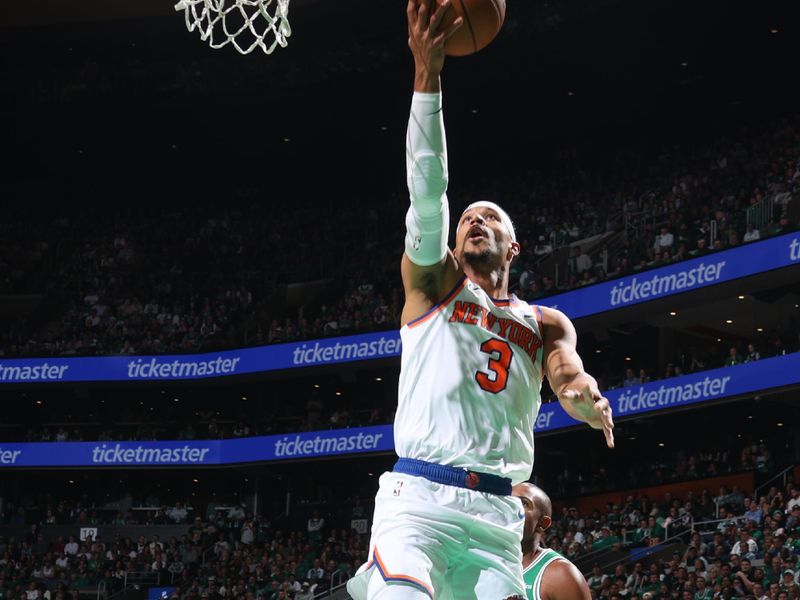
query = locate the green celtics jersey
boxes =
[523,548,568,600]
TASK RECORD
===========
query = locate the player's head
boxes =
[513,482,553,545]
[455,201,520,271]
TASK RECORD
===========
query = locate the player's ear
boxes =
[537,515,553,533]
[508,241,521,261]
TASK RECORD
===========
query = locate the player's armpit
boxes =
[400,251,462,327]
[539,561,592,600]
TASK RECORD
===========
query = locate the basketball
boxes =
[440,0,506,57]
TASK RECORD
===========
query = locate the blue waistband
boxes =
[393,457,512,496]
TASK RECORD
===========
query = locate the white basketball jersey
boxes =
[395,275,545,484]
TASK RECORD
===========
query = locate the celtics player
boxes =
[347,1,614,598]
[514,483,591,600]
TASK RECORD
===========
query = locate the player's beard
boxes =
[462,247,493,266]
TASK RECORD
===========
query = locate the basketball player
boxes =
[347,1,614,598]
[513,483,592,600]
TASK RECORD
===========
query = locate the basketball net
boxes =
[174,0,291,55]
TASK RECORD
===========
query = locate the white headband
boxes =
[463,201,517,242]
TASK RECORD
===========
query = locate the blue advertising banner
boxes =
[0,425,393,468]
[537,232,800,319]
[0,332,402,384]
[148,588,177,600]
[533,352,800,433]
[1,355,797,468]
[0,233,796,384]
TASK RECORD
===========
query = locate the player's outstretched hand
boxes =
[407,0,462,80]
[561,387,615,448]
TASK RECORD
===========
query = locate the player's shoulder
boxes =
[537,305,569,323]
[541,557,591,600]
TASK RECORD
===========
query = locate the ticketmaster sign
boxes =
[0,354,797,468]
[0,426,390,467]
[0,233,796,384]
[539,232,800,319]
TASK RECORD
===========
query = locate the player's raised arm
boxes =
[540,306,615,448]
[400,0,463,326]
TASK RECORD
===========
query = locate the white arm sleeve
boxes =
[405,92,450,267]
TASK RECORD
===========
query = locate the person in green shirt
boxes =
[513,483,591,600]
[694,576,714,600]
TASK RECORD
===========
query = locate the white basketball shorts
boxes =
[346,471,526,600]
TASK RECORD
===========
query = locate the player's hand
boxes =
[407,0,462,84]
[561,386,615,448]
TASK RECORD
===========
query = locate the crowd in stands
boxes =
[15,402,388,445]
[0,493,368,600]
[549,438,780,501]
[549,477,800,600]
[1,105,798,359]
[609,332,800,392]
[0,444,796,600]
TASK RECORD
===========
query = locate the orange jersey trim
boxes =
[369,547,434,598]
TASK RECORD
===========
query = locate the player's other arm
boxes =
[540,561,592,600]
[401,0,463,326]
[540,306,615,448]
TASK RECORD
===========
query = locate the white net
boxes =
[174,0,291,55]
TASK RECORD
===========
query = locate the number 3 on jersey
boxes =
[475,339,513,393]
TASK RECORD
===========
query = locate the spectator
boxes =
[534,235,553,256]
[745,343,761,362]
[730,531,758,559]
[724,347,742,367]
[571,246,593,275]
[295,582,314,600]
[743,223,761,242]
[166,502,187,524]
[307,510,324,543]
[623,368,638,387]
[654,226,675,253]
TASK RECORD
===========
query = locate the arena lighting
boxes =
[777,423,784,427]
[567,91,575,96]
[193,478,199,483]
[680,62,688,67]
[35,400,42,405]
[716,338,721,342]
[624,357,631,361]
[68,480,75,484]
[747,415,753,419]
[375,377,382,381]
[241,396,247,400]
[669,311,677,316]
[335,391,342,396]
[471,108,478,114]
[282,137,290,142]
[771,28,779,33]
[595,349,601,353]
[173,397,180,402]
[658,442,665,447]
[726,319,734,324]
[737,295,745,300]
[757,327,764,332]
[313,384,320,388]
